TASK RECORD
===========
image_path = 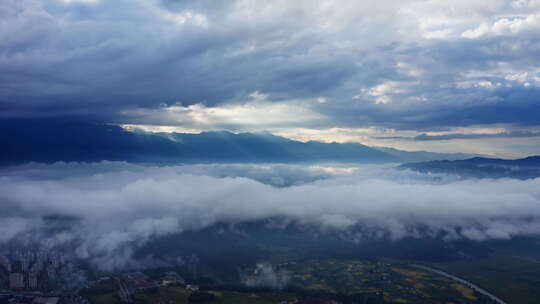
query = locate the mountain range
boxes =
[400,156,540,179]
[0,119,482,165]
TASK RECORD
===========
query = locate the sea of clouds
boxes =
[1,161,540,269]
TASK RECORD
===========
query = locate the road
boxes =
[115,277,132,304]
[410,264,507,304]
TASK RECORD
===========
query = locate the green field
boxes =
[282,259,483,303]
[82,258,515,304]
[133,286,294,304]
[429,254,540,304]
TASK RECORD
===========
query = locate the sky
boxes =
[2,0,540,156]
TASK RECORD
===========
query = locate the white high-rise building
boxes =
[9,273,25,289]
[28,272,39,290]
[0,255,11,272]
[21,259,29,272]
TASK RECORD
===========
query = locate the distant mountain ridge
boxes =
[374,146,483,162]
[0,119,482,165]
[399,156,540,179]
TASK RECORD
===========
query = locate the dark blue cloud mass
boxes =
[1,0,540,139]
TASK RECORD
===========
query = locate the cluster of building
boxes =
[118,270,194,293]
[280,299,342,304]
[0,294,62,304]
[0,249,73,292]
[93,271,197,303]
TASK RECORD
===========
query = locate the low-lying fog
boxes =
[1,162,540,270]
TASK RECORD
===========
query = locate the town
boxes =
[0,247,510,304]
[0,248,87,304]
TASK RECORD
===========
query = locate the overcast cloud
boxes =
[1,0,540,155]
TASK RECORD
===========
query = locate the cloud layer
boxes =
[2,0,540,134]
[2,162,540,269]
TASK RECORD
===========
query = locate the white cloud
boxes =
[60,0,98,4]
[361,81,409,104]
[462,13,540,38]
[2,162,540,269]
[121,96,327,130]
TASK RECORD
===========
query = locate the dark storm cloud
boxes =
[1,0,540,131]
[0,0,360,119]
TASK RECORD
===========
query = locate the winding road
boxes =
[410,264,507,304]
